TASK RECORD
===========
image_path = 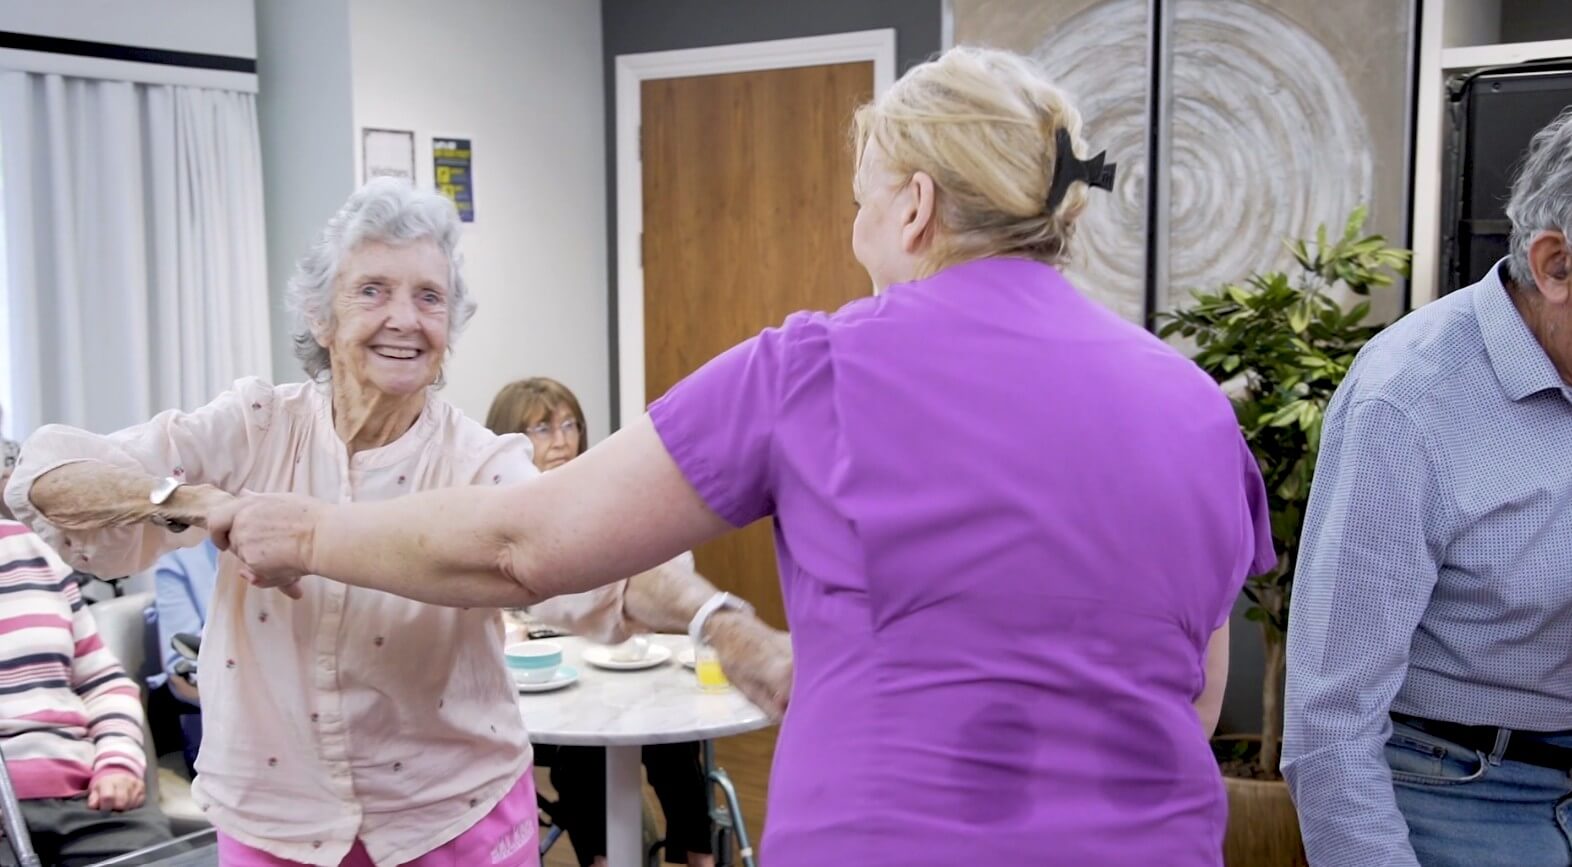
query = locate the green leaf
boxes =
[1344,204,1368,237]
[1288,304,1311,334]
[1268,406,1301,428]
[1298,403,1323,432]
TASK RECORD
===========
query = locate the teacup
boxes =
[505,641,563,684]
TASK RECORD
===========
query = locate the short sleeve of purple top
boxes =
[648,258,1275,866]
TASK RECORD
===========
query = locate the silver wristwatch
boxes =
[149,477,190,533]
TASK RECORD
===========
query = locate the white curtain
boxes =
[0,72,270,436]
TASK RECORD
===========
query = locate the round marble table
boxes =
[517,634,772,867]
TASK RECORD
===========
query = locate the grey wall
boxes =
[1501,0,1572,42]
[254,0,357,383]
[599,0,946,427]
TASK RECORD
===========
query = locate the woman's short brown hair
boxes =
[484,378,588,457]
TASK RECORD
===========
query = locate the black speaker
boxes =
[1442,65,1572,296]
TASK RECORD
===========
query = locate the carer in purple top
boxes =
[210,46,1276,866]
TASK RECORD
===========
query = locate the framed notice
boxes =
[362,128,415,183]
[433,137,475,222]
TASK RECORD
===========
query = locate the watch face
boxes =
[151,477,180,504]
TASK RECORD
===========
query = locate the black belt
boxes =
[1393,713,1572,772]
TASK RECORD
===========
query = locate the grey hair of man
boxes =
[1506,106,1572,289]
[287,177,477,381]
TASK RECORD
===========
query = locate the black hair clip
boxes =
[1045,128,1117,212]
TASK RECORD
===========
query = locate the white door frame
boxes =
[613,29,897,426]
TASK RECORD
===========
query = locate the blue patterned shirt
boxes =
[1283,260,1572,865]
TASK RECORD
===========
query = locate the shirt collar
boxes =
[1474,258,1568,402]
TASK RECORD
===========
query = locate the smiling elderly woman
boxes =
[2,179,787,867]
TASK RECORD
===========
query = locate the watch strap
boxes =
[688,591,753,648]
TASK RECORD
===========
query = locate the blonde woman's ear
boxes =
[901,171,938,254]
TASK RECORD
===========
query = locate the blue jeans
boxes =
[1387,719,1572,866]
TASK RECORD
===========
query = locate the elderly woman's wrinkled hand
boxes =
[709,614,793,720]
[209,493,326,600]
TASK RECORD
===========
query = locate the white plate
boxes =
[514,665,579,693]
[677,647,696,669]
[582,643,673,671]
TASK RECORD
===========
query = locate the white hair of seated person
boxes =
[1507,107,1572,288]
[285,177,477,383]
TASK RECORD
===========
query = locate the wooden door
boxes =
[641,62,873,629]
[639,61,874,846]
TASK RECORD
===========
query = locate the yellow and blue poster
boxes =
[433,137,474,223]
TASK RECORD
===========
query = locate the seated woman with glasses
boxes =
[486,378,717,867]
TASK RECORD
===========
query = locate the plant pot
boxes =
[1215,735,1306,867]
[1223,775,1305,866]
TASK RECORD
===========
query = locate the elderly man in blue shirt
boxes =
[1284,109,1572,866]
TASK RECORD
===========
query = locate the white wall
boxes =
[347,0,609,437]
[0,0,257,58]
[255,0,357,385]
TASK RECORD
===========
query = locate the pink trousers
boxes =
[216,770,539,867]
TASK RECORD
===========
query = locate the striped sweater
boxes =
[0,520,146,799]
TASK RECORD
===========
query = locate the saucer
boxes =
[514,665,579,693]
[582,643,672,671]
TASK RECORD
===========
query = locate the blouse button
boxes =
[310,713,320,722]
[397,475,406,485]
[225,659,236,669]
[374,636,385,647]
[493,474,501,484]
[312,841,323,850]
[393,762,403,772]
[469,798,479,808]
[251,402,262,410]
[259,612,269,623]
[267,757,278,767]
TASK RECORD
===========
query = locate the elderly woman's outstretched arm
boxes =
[4,380,273,578]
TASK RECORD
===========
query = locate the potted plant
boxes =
[1157,207,1411,866]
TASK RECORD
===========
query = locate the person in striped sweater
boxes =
[0,518,172,866]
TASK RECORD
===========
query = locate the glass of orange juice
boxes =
[694,643,730,693]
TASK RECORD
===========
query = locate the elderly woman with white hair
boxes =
[2,178,788,867]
